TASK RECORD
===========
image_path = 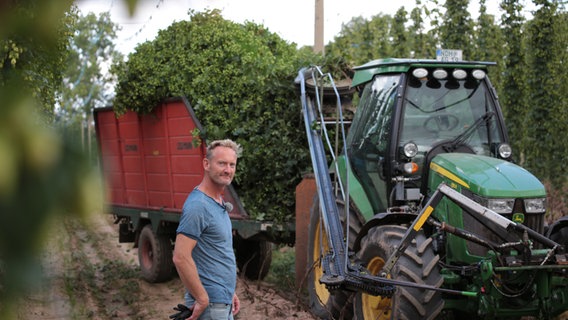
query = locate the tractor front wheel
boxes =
[353,225,444,320]
[307,197,356,319]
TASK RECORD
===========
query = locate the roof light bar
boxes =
[452,69,467,80]
[412,68,428,78]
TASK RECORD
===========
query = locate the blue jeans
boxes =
[198,303,233,320]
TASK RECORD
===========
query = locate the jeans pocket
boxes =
[207,303,231,320]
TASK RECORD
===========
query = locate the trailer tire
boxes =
[234,237,272,280]
[353,225,444,320]
[307,196,361,319]
[138,225,174,283]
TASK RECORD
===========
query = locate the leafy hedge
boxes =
[113,10,331,222]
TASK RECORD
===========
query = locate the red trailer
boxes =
[94,97,293,282]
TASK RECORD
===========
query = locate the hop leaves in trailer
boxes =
[112,10,319,222]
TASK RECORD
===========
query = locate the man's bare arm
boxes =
[172,234,209,319]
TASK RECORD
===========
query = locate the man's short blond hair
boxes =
[206,139,242,159]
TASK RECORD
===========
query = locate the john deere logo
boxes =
[512,213,525,223]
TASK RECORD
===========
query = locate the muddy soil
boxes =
[14,213,316,320]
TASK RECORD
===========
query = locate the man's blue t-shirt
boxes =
[176,188,236,305]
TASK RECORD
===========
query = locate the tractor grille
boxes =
[464,198,545,256]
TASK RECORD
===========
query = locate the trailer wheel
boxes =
[138,225,174,283]
[234,237,272,280]
[307,196,361,319]
[353,225,444,320]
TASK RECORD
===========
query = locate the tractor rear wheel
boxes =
[353,225,444,320]
[307,196,361,319]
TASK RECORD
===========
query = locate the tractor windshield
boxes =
[399,72,506,173]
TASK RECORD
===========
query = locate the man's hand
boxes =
[169,304,193,320]
[232,294,240,316]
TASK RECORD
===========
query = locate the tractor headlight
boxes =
[524,198,546,213]
[403,142,418,158]
[479,198,515,214]
[498,143,512,159]
[487,198,515,213]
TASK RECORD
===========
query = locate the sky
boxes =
[75,0,532,55]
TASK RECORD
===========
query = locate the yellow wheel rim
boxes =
[361,256,392,319]
[313,218,330,303]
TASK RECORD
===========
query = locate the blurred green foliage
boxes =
[0,1,104,316]
[0,1,77,118]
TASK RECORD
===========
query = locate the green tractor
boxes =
[296,59,568,319]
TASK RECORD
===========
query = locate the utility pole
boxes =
[314,0,324,54]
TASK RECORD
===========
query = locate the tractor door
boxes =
[346,74,402,214]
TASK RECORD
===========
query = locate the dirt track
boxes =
[15,213,316,320]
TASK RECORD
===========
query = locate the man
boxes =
[173,139,241,320]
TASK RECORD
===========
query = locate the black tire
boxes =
[307,196,363,319]
[548,219,568,250]
[550,228,568,248]
[234,237,272,280]
[138,225,174,283]
[353,225,444,320]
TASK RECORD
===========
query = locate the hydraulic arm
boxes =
[298,67,395,296]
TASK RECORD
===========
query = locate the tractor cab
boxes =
[346,59,512,213]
